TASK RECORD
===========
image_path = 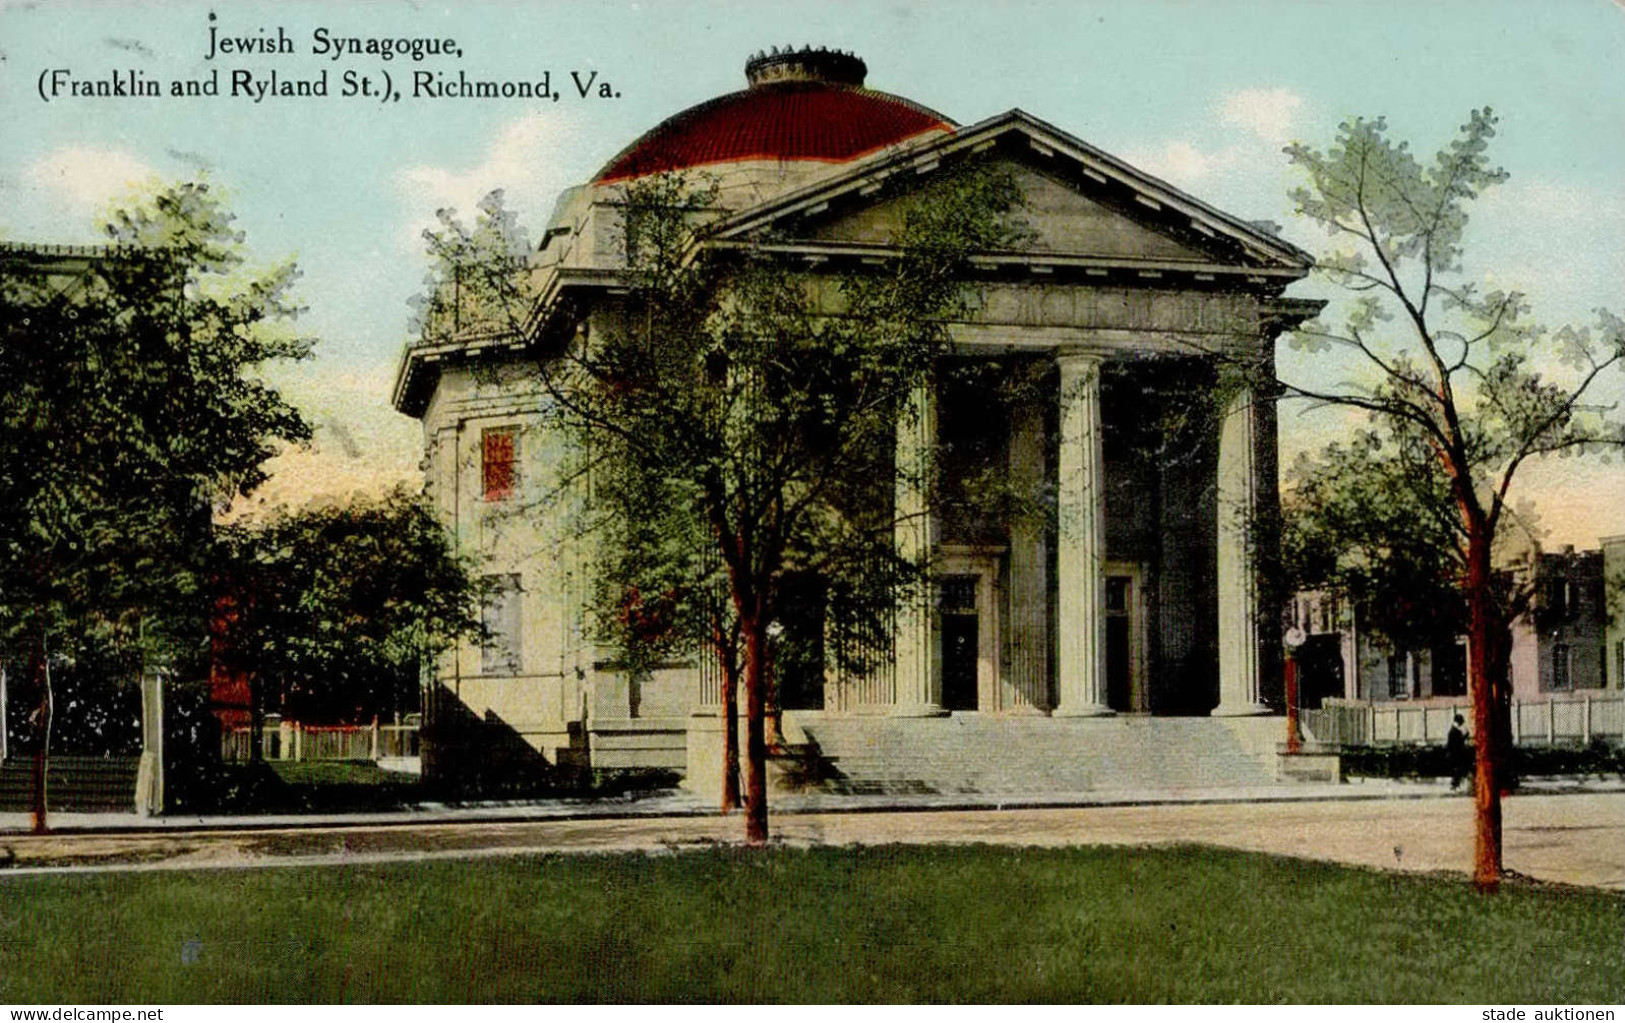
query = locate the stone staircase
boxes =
[786,714,1281,796]
[0,756,140,813]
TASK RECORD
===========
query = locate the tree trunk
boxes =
[30,634,51,835]
[742,617,769,844]
[1464,532,1506,892]
[718,641,741,814]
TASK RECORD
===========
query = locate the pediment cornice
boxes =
[708,109,1314,275]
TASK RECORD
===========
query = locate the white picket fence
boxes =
[221,717,420,763]
[1303,693,1625,748]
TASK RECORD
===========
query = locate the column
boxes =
[1214,386,1270,715]
[892,376,942,715]
[1054,353,1112,716]
[1006,375,1049,712]
[134,666,164,816]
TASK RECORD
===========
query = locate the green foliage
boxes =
[213,488,486,723]
[1287,110,1506,282]
[1343,740,1625,782]
[410,188,536,345]
[1280,426,1467,652]
[1280,107,1625,691]
[0,182,314,723]
[574,164,1024,674]
[1282,110,1625,581]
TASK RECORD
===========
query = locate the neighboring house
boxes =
[1294,542,1622,710]
[1509,546,1611,701]
[1606,535,1625,690]
[1285,591,1466,707]
[392,47,1323,796]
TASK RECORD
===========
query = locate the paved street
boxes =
[3,789,1624,890]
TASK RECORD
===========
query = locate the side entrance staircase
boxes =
[780,713,1294,796]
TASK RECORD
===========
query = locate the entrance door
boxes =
[939,574,980,711]
[1104,567,1146,712]
[1105,575,1132,711]
[941,613,979,711]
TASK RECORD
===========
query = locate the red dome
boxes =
[594,49,954,184]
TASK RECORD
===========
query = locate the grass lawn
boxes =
[2,844,1622,1003]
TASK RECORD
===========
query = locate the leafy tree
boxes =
[1280,426,1470,663]
[413,173,1020,835]
[0,182,313,828]
[213,488,486,744]
[410,188,536,346]
[1280,110,1625,889]
[537,167,1021,842]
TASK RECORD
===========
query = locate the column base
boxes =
[1053,703,1115,718]
[996,703,1051,717]
[889,702,948,718]
[1211,701,1272,718]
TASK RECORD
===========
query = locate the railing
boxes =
[220,717,420,763]
[1302,693,1625,748]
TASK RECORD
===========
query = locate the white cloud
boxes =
[394,113,581,252]
[1116,86,1308,204]
[1119,140,1240,185]
[1219,88,1305,145]
[22,146,161,211]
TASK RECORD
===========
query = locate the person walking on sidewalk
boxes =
[1446,714,1471,791]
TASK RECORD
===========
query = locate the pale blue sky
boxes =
[2,0,1622,542]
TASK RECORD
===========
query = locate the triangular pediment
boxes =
[804,161,1218,263]
[708,110,1312,278]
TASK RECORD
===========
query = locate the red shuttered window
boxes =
[482,428,516,501]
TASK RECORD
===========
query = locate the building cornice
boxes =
[709,109,1316,272]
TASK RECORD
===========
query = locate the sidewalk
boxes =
[3,773,1622,836]
[3,786,1625,889]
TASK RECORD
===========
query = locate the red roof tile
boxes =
[595,82,954,184]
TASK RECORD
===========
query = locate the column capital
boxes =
[1055,349,1107,375]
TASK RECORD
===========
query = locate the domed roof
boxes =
[594,47,955,184]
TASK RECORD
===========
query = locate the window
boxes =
[1316,597,1338,635]
[1387,654,1409,699]
[1616,640,1624,689]
[1552,643,1571,691]
[939,575,978,614]
[482,427,517,501]
[1105,576,1131,615]
[1543,577,1567,620]
[480,573,523,676]
[1433,642,1468,698]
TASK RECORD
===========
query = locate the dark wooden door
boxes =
[941,613,979,711]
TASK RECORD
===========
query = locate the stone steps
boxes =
[790,715,1277,795]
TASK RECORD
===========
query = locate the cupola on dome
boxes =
[593,46,955,184]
